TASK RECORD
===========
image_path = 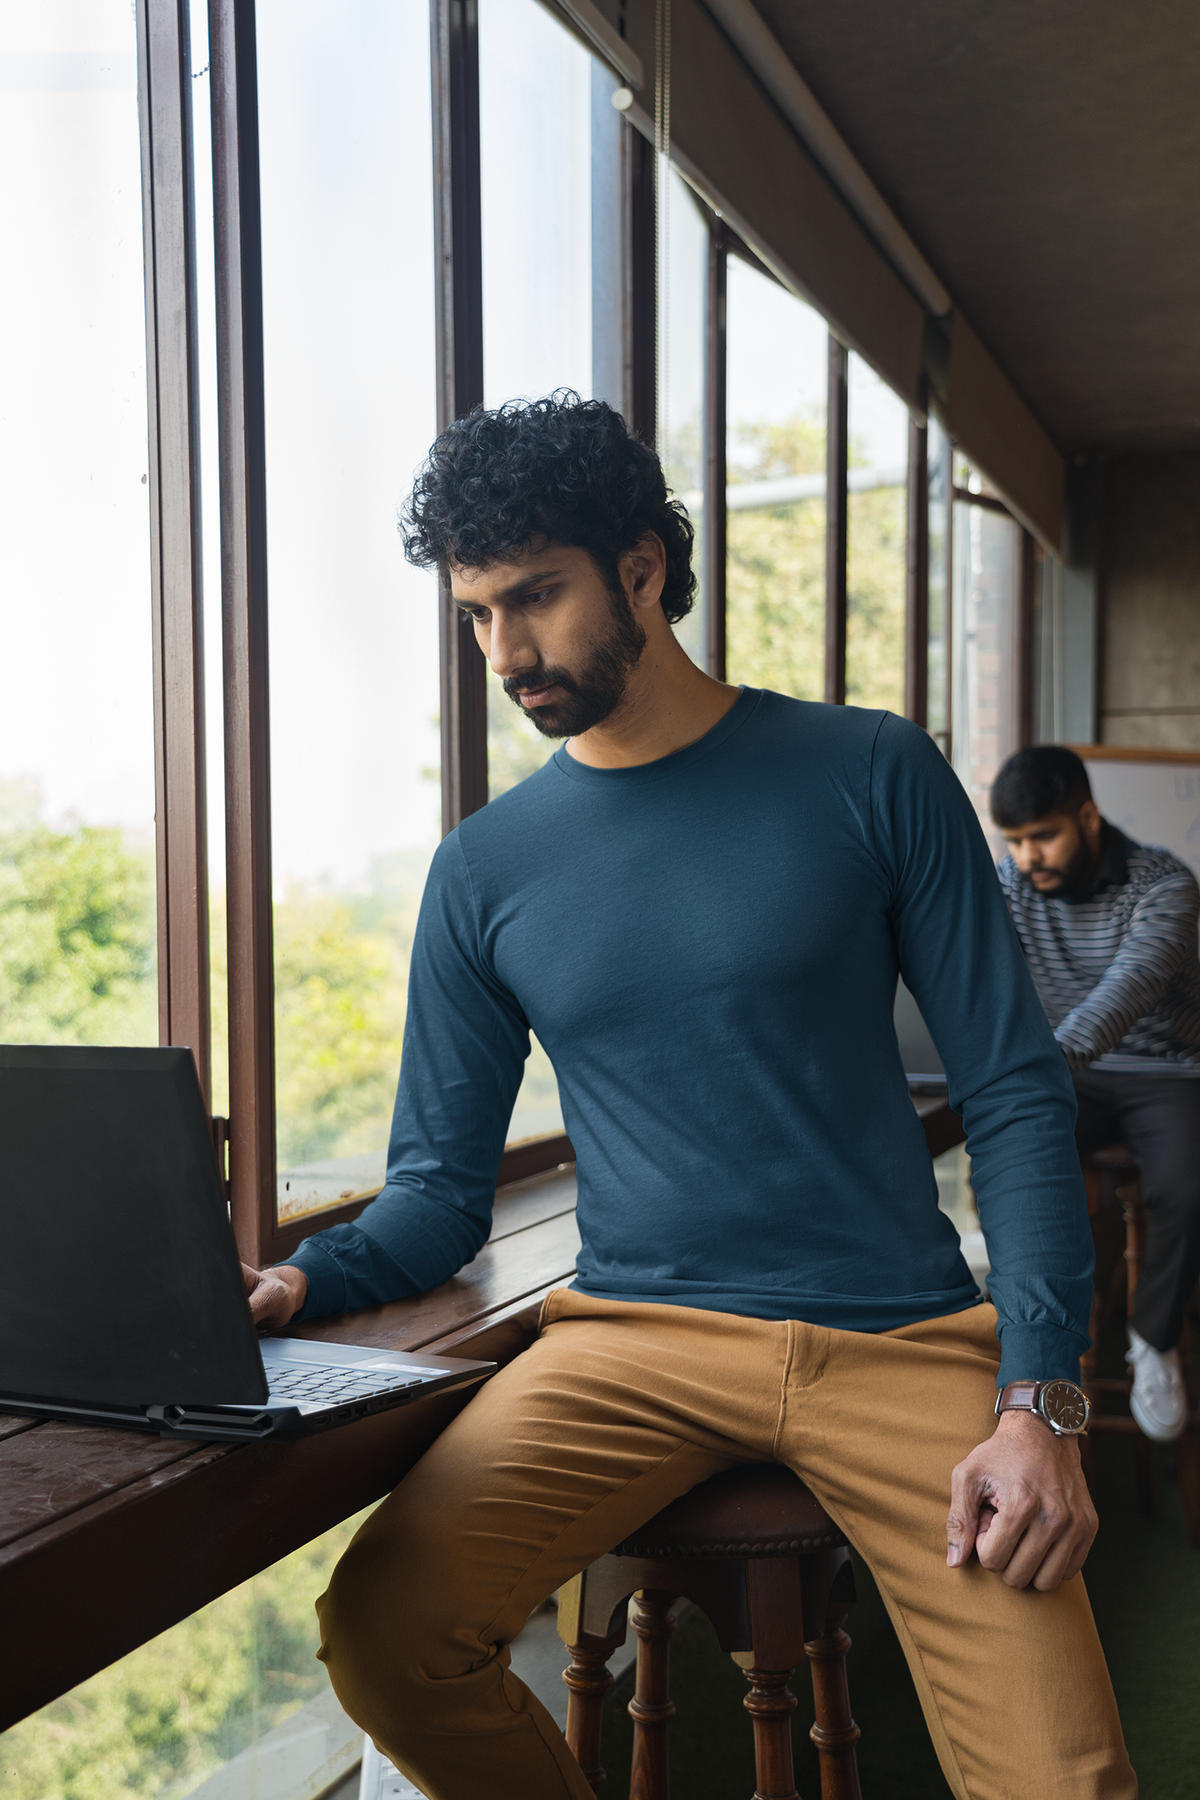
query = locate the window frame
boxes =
[138,0,1024,1268]
[138,0,212,1111]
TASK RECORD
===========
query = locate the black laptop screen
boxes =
[0,1046,267,1406]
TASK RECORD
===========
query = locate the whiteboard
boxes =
[1077,750,1200,883]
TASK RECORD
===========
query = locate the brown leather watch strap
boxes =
[995,1379,1041,1416]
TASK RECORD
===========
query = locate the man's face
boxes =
[1001,809,1097,895]
[450,542,647,739]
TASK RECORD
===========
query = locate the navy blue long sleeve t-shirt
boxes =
[289,690,1093,1386]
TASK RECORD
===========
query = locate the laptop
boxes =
[0,1045,495,1443]
[894,978,947,1092]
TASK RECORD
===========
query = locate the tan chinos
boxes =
[315,1290,1136,1799]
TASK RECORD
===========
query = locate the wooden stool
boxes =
[556,1463,861,1800]
[1080,1144,1200,1544]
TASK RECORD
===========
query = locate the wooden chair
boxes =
[1080,1144,1200,1545]
[555,1463,861,1800]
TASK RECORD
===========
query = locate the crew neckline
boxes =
[551,687,761,786]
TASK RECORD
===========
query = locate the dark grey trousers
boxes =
[1073,1067,1200,1351]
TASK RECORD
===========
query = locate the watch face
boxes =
[1039,1380,1090,1432]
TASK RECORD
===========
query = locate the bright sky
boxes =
[1,0,916,886]
[0,1,152,838]
[726,234,912,469]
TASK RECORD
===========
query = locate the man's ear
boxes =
[622,533,667,613]
[1078,798,1102,843]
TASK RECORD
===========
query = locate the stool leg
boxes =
[1175,1315,1200,1548]
[1120,1184,1144,1307]
[741,1663,800,1800]
[628,1590,676,1800]
[563,1640,616,1791]
[1177,1422,1200,1550]
[1132,1429,1158,1515]
[1080,1252,1104,1491]
[1119,1185,1159,1516]
[805,1624,862,1800]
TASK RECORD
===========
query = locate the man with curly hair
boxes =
[244,394,1132,1799]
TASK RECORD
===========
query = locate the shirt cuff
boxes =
[284,1239,347,1322]
[994,1320,1087,1389]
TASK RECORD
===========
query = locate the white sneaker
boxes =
[1126,1329,1188,1443]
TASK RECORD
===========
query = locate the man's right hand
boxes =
[242,1262,308,1329]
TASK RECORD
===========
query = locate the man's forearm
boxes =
[1054,887,1195,1065]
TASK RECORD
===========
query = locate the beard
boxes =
[503,585,647,738]
[1023,831,1094,895]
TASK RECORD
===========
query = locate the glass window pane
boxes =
[658,168,707,666]
[479,0,596,409]
[1033,544,1066,746]
[0,1512,370,1799]
[480,3,626,802]
[0,2,157,1050]
[188,8,230,1127]
[951,455,1023,843]
[255,2,440,1222]
[926,413,952,757]
[478,0,627,1146]
[724,256,827,700]
[845,354,909,712]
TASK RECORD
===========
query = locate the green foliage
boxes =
[725,413,907,712]
[0,783,156,1047]
[847,484,906,713]
[210,860,429,1170]
[0,1513,369,1800]
[726,415,826,701]
[270,885,405,1168]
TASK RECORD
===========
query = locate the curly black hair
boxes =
[401,391,696,624]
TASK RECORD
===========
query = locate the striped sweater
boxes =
[998,825,1200,1074]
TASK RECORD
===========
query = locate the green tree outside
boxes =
[726,414,826,701]
[0,1514,369,1800]
[726,412,906,711]
[0,782,156,1049]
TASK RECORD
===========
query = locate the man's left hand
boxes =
[946,1410,1097,1591]
[242,1261,308,1330]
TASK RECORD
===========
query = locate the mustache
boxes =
[503,667,579,701]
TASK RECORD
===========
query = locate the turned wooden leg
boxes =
[563,1641,615,1791]
[1081,1236,1103,1491]
[741,1663,800,1800]
[1132,1426,1157,1514]
[628,1590,676,1800]
[1120,1185,1145,1307]
[805,1625,862,1800]
[1176,1422,1200,1549]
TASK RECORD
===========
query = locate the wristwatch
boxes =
[995,1378,1091,1436]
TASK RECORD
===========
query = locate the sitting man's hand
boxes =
[946,1410,1097,1592]
[242,1262,308,1330]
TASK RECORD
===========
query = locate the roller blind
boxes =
[622,0,926,408]
[945,315,1065,551]
[614,0,1065,544]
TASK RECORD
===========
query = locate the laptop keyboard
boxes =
[266,1359,426,1408]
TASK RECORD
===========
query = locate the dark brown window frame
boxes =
[950,474,1038,754]
[706,229,860,708]
[137,0,940,1271]
[207,0,583,1269]
[138,0,212,1112]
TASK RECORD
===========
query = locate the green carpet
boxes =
[598,1425,1200,1797]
